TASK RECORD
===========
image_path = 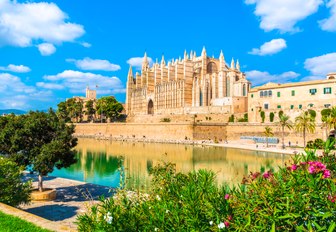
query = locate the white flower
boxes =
[154,228,159,231]
[149,207,151,209]
[104,212,113,224]
[218,222,225,229]
[156,195,161,201]
[209,221,213,225]
[166,210,169,214]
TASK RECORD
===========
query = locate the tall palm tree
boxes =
[264,126,274,148]
[277,114,293,149]
[328,106,336,129]
[295,111,316,147]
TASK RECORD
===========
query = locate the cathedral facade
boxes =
[126,48,251,116]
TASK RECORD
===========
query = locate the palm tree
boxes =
[264,126,274,148]
[295,111,316,147]
[277,114,293,149]
[328,107,336,129]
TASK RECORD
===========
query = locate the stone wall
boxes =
[74,122,326,147]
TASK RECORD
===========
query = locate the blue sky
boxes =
[0,0,336,110]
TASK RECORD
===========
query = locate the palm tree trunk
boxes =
[38,174,43,192]
[266,136,268,148]
[282,126,285,149]
[303,127,306,148]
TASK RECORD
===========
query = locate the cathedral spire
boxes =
[219,50,226,71]
[236,59,240,71]
[161,54,166,67]
[142,52,149,70]
[231,58,235,69]
[190,50,193,59]
[202,46,207,57]
[127,65,133,80]
[184,50,188,60]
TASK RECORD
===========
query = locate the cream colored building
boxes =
[126,48,251,116]
[248,73,336,122]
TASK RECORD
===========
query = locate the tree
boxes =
[264,126,274,148]
[0,110,78,192]
[0,157,31,206]
[96,96,123,122]
[269,112,275,122]
[277,114,293,149]
[66,98,83,122]
[57,101,70,122]
[321,108,332,139]
[260,111,265,123]
[295,111,316,147]
[85,100,96,122]
[328,106,336,129]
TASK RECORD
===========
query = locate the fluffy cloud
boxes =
[0,0,84,54]
[304,52,336,76]
[245,0,323,32]
[249,39,287,56]
[43,70,125,94]
[319,0,336,32]
[36,82,64,90]
[0,73,53,109]
[246,70,300,86]
[127,56,153,70]
[80,42,92,48]
[0,64,31,73]
[66,57,121,71]
[37,43,56,56]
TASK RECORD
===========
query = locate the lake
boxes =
[51,138,289,190]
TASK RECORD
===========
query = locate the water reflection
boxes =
[51,138,288,190]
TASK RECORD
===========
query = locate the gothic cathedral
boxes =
[126,47,251,116]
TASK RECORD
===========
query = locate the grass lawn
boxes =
[0,210,51,232]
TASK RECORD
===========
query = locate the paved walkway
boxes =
[20,174,113,231]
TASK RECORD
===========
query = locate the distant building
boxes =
[248,73,336,122]
[73,87,97,101]
[126,48,251,116]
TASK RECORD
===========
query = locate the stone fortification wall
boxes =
[74,122,326,147]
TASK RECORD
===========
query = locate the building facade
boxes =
[126,48,251,116]
[248,73,336,122]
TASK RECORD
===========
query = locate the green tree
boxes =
[264,126,274,148]
[321,108,332,139]
[295,111,316,147]
[0,157,32,206]
[260,111,265,123]
[57,101,70,122]
[277,114,293,149]
[85,100,96,122]
[65,98,83,122]
[96,96,123,122]
[0,110,78,192]
[269,112,275,122]
[328,106,336,129]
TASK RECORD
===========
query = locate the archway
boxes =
[148,100,154,115]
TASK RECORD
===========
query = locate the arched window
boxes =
[268,90,272,97]
[263,90,268,97]
[260,91,263,97]
[148,100,154,115]
[243,84,246,96]
[207,62,218,74]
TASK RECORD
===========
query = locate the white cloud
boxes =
[0,73,54,110]
[319,0,336,32]
[0,64,31,73]
[249,39,287,56]
[304,52,336,76]
[0,0,84,53]
[43,70,125,94]
[80,42,92,48]
[66,57,121,71]
[245,0,323,33]
[37,43,56,56]
[36,82,64,90]
[127,56,153,70]
[246,70,300,86]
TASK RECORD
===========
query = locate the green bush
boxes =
[0,157,31,206]
[228,115,234,122]
[260,111,265,123]
[160,118,171,122]
[308,109,317,118]
[306,138,327,149]
[278,110,284,118]
[270,112,275,122]
[77,163,232,231]
[77,151,336,231]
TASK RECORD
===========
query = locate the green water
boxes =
[51,138,289,189]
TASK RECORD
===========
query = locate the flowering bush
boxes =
[77,151,336,231]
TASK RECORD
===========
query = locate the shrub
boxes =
[160,117,171,122]
[308,109,317,118]
[228,115,235,122]
[260,111,265,123]
[270,112,275,122]
[313,138,324,149]
[77,151,336,231]
[77,163,232,231]
[0,157,31,206]
[278,110,284,118]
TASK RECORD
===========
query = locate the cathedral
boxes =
[126,48,251,116]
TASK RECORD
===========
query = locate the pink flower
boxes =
[323,169,331,179]
[228,215,233,221]
[224,221,230,227]
[225,194,230,200]
[262,171,272,179]
[291,164,298,171]
[308,166,315,174]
